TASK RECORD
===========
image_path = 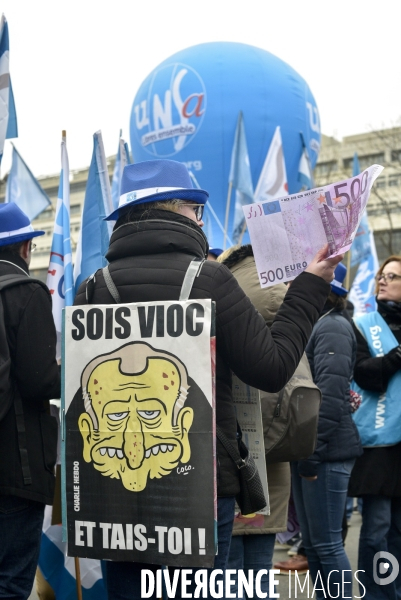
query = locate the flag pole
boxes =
[74,557,83,600]
[67,119,81,600]
[238,219,247,245]
[223,181,233,250]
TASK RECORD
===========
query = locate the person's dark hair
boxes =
[0,240,26,256]
[114,200,187,230]
[326,290,346,311]
[374,255,401,295]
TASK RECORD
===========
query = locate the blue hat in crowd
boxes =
[106,159,209,221]
[330,263,348,296]
[0,203,44,247]
[208,248,223,258]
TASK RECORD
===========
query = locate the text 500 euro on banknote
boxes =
[243,164,383,288]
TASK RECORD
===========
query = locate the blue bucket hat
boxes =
[0,203,45,247]
[208,248,223,258]
[106,159,209,221]
[330,263,348,296]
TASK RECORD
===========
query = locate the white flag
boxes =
[254,126,288,202]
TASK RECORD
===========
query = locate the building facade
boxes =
[315,127,401,263]
[1,126,400,281]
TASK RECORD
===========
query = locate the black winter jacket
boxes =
[75,210,331,496]
[0,252,60,504]
[298,306,362,477]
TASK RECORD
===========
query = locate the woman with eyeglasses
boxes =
[349,255,401,600]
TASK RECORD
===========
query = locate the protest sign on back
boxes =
[62,300,216,567]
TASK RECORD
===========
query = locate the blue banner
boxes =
[74,131,113,290]
[0,15,18,162]
[111,133,131,211]
[5,145,50,220]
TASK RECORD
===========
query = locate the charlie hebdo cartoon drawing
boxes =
[78,342,193,492]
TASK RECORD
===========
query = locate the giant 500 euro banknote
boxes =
[243,164,383,288]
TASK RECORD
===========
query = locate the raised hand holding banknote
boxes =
[305,244,344,284]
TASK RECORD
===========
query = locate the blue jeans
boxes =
[107,496,235,600]
[346,497,363,521]
[226,533,276,599]
[291,460,355,600]
[358,495,401,600]
[0,495,45,600]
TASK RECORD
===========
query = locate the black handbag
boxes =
[216,424,267,516]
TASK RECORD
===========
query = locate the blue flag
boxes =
[5,145,51,220]
[0,15,18,163]
[73,131,114,290]
[111,132,131,210]
[351,211,372,267]
[349,152,379,313]
[350,153,372,267]
[39,507,107,600]
[352,152,360,177]
[297,133,314,190]
[228,112,254,244]
[46,135,74,358]
[349,238,379,315]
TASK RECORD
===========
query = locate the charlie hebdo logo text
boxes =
[133,63,206,157]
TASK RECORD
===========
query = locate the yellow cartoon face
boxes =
[78,355,193,492]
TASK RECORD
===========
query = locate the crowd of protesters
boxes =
[0,159,400,600]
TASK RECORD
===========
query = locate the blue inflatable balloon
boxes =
[130,42,321,247]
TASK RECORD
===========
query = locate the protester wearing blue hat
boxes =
[207,247,223,260]
[106,158,208,221]
[330,262,348,296]
[0,202,45,246]
[75,158,343,600]
[0,203,60,599]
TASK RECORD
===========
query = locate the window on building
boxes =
[359,153,385,170]
[344,153,385,171]
[33,208,53,221]
[315,161,337,176]
[388,176,400,187]
[33,249,52,258]
[29,268,48,283]
[70,204,82,215]
[375,177,386,189]
[374,229,401,263]
[391,150,401,162]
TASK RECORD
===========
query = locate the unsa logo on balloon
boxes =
[132,63,206,157]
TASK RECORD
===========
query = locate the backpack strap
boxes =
[13,393,32,485]
[102,266,121,304]
[0,274,50,294]
[0,273,50,486]
[86,258,205,305]
[179,258,205,301]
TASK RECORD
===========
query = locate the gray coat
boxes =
[222,245,291,533]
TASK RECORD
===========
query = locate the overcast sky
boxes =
[1,0,399,179]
